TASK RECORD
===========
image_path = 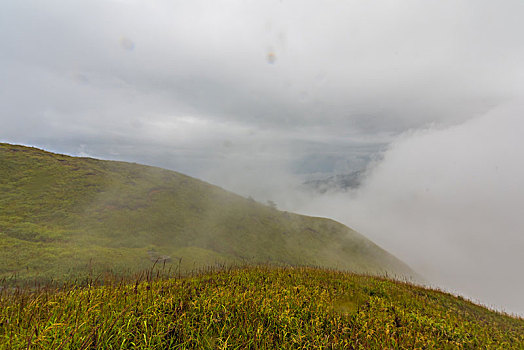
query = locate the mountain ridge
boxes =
[0,143,416,282]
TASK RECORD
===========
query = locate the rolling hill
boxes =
[0,143,414,283]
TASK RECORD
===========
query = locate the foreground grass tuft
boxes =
[1,266,522,349]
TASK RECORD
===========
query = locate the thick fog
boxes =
[2,1,524,315]
[288,103,524,315]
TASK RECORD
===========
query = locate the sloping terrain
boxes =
[1,266,522,349]
[0,143,414,282]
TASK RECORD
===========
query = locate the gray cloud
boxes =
[2,0,524,314]
[3,1,522,137]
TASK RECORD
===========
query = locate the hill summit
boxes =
[0,143,414,282]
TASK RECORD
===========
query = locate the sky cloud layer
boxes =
[2,1,524,314]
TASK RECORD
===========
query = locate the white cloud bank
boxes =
[291,102,524,315]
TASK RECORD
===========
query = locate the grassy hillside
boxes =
[0,143,414,283]
[1,266,522,349]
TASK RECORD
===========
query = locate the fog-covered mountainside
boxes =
[0,143,415,282]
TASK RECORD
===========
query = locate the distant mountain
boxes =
[0,143,415,282]
[303,170,364,193]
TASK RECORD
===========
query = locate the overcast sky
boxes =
[2,0,524,315]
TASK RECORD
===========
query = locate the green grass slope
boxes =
[0,143,414,282]
[1,266,522,349]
